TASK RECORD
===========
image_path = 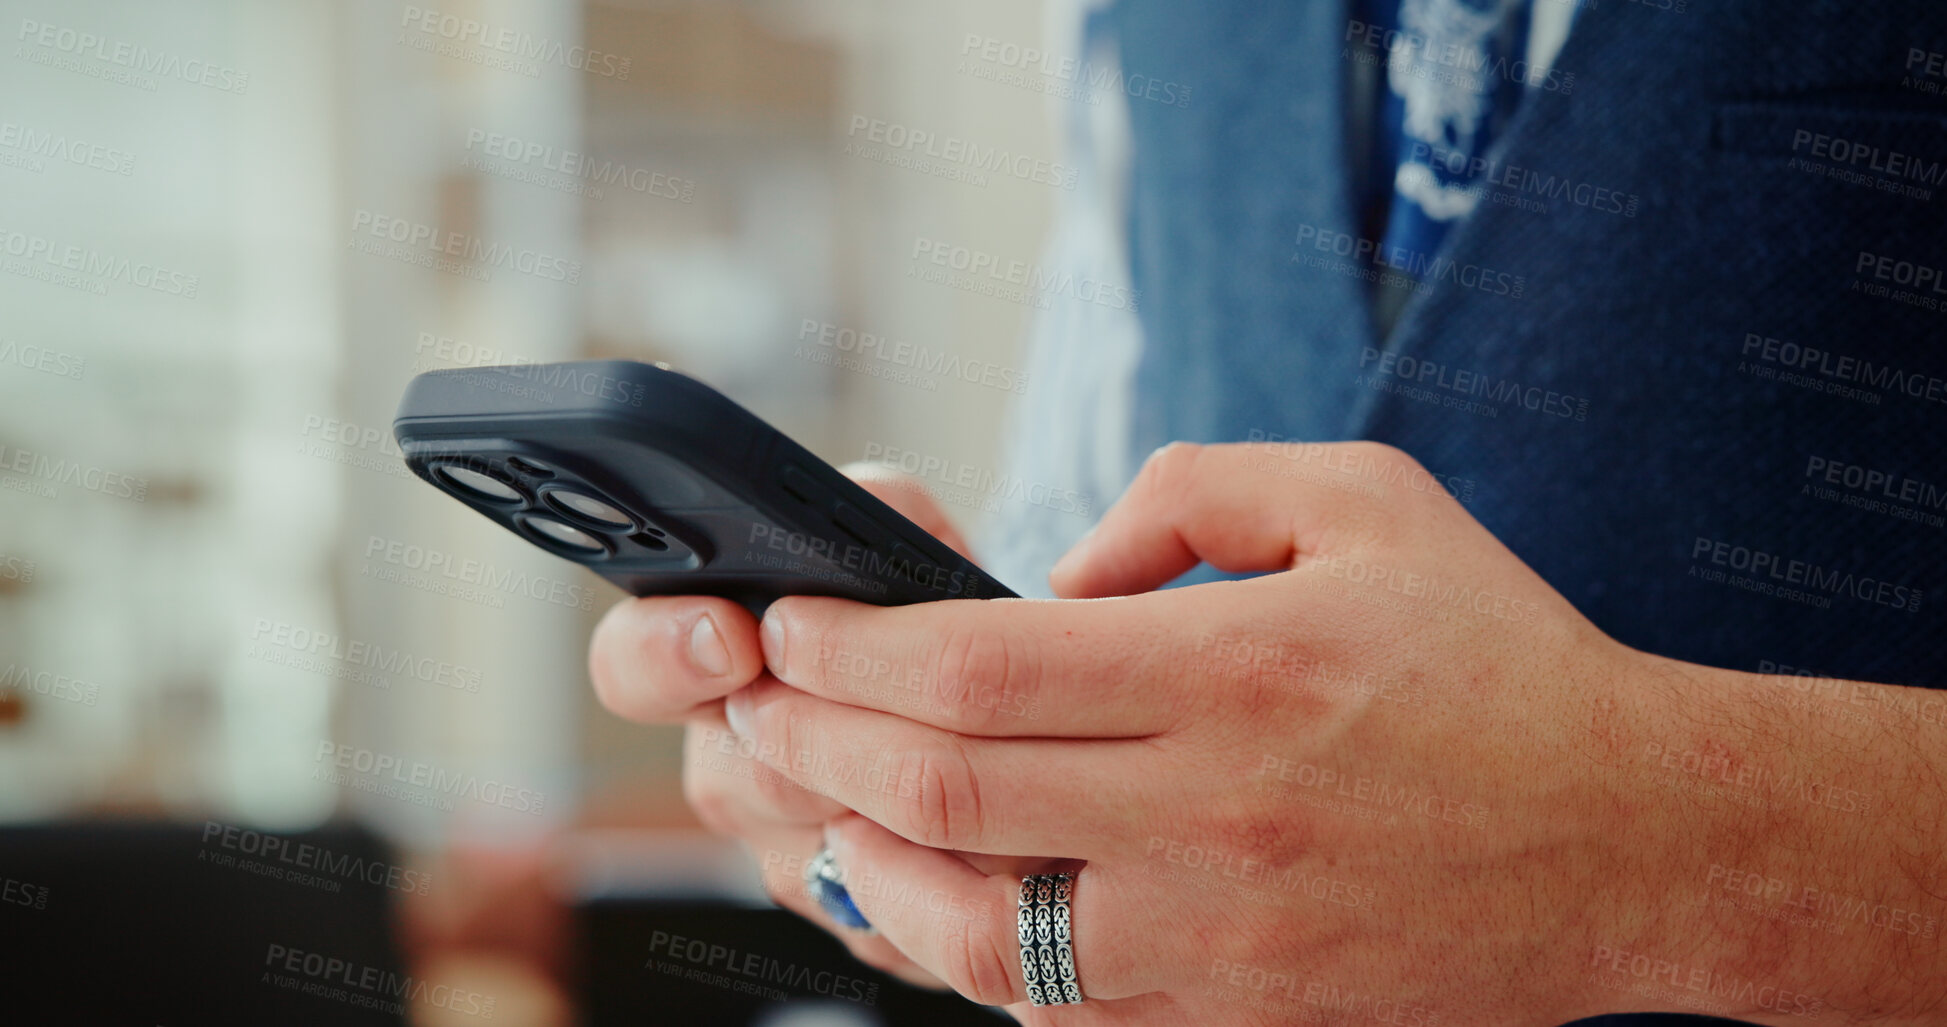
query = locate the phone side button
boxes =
[781,464,826,505]
[892,542,963,597]
[889,532,951,571]
[831,501,886,550]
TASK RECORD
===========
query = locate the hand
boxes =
[724,441,1678,1024]
[586,465,976,990]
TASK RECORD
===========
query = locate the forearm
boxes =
[1599,654,1947,1025]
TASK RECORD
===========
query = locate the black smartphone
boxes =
[392,360,1017,615]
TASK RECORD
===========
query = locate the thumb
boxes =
[1048,441,1375,598]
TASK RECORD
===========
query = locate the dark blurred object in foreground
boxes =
[580,899,1005,1026]
[0,820,407,1026]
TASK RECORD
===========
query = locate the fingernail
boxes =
[688,614,731,678]
[724,688,754,738]
[760,609,788,677]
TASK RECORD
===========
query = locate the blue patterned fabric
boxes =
[1360,0,1535,281]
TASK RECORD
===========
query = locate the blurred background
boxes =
[0,0,1093,1022]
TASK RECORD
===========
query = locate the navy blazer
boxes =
[1089,0,1947,692]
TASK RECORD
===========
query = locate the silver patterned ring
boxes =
[1018,872,1083,1006]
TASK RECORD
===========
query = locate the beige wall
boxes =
[0,0,1060,843]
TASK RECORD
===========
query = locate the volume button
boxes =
[781,464,824,504]
[831,501,885,549]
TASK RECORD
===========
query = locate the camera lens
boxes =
[547,488,633,528]
[524,516,607,554]
[436,464,522,503]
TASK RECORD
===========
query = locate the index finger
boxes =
[757,592,1195,738]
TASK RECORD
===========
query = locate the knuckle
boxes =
[1210,790,1308,866]
[1135,441,1204,500]
[929,626,1036,728]
[1338,441,1423,539]
[777,602,831,688]
[763,703,830,801]
[942,907,1021,1008]
[897,739,985,851]
[1353,439,1419,474]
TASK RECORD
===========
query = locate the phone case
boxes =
[393,360,1018,615]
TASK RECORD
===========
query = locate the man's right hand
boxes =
[586,465,972,989]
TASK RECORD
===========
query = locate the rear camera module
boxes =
[436,464,523,503]
[546,488,634,529]
[523,516,608,555]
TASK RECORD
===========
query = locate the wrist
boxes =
[1588,652,1938,1025]
[1547,643,1718,1022]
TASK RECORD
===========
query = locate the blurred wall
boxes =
[0,0,1059,848]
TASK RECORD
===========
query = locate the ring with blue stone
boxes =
[803,847,874,932]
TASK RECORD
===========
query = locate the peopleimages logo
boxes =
[1689,537,1923,614]
[1144,835,1378,911]
[0,337,85,380]
[1404,141,1637,217]
[0,224,199,297]
[0,120,135,175]
[797,319,1029,394]
[1207,959,1443,1026]
[908,237,1139,312]
[348,209,581,284]
[1851,249,1947,311]
[1298,553,1541,624]
[314,741,546,815]
[0,443,148,502]
[957,33,1192,108]
[454,363,645,407]
[0,662,99,706]
[0,553,35,584]
[1907,47,1947,93]
[463,129,692,201]
[1739,332,1947,407]
[1255,756,1492,829]
[1588,946,1820,1019]
[2,875,49,911]
[201,821,432,895]
[265,942,496,1019]
[409,331,541,374]
[399,5,629,79]
[1357,348,1587,421]
[360,535,597,611]
[1703,863,1937,938]
[860,442,1092,516]
[845,115,1078,190]
[1293,224,1523,299]
[1801,455,1947,528]
[250,618,484,693]
[646,930,879,1007]
[744,524,982,599]
[1344,18,1575,93]
[15,18,250,93]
